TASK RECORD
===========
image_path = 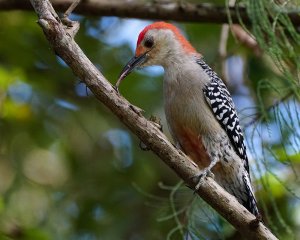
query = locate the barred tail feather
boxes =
[242,174,260,217]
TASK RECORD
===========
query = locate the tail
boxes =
[242,174,260,218]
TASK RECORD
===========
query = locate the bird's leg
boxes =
[193,156,219,191]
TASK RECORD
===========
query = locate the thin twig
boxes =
[63,0,81,19]
[219,24,230,59]
[219,0,236,84]
[231,25,261,56]
[61,0,81,37]
[245,91,293,128]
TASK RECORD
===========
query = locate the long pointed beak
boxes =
[115,52,148,92]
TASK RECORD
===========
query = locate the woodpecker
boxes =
[116,22,260,217]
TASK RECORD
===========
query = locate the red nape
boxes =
[136,22,197,54]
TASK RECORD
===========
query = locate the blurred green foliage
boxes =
[0,2,300,239]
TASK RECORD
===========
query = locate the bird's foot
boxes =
[192,168,215,192]
[191,157,219,192]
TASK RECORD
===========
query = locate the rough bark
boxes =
[29,0,278,239]
[0,0,295,25]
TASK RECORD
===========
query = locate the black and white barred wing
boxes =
[197,59,260,216]
[201,69,249,173]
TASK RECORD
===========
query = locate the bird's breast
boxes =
[173,125,211,169]
[163,75,220,136]
[163,65,224,168]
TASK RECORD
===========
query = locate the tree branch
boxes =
[29,0,277,239]
[0,0,291,25]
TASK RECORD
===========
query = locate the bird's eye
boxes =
[144,37,154,48]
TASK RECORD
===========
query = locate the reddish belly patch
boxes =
[176,126,211,169]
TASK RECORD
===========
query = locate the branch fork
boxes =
[60,0,80,37]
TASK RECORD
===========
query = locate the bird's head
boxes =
[115,22,199,91]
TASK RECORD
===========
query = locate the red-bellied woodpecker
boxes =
[116,22,260,218]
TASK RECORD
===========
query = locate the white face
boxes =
[139,29,184,67]
[116,27,194,90]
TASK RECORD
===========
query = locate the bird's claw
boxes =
[192,169,215,192]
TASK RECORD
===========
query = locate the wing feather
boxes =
[197,58,250,173]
